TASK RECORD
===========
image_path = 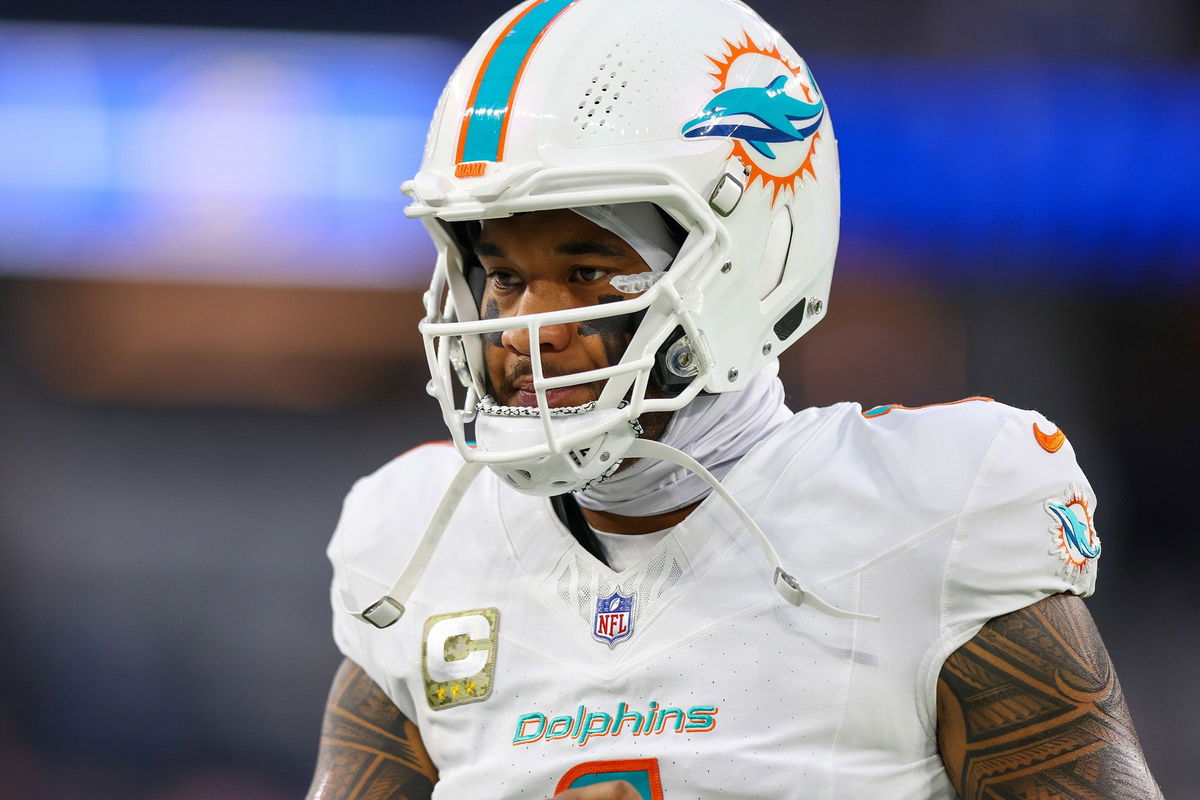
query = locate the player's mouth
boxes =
[512,381,595,408]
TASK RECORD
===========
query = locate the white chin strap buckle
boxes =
[773,568,806,605]
[362,596,405,628]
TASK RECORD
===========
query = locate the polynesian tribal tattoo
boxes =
[937,593,1162,800]
[308,659,437,800]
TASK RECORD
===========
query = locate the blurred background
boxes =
[0,0,1196,797]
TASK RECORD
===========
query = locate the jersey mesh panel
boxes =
[555,548,685,626]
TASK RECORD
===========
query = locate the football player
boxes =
[308,1,1162,798]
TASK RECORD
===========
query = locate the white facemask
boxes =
[565,203,792,516]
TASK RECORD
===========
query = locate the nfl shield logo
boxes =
[593,588,635,648]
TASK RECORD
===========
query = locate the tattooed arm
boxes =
[308,658,438,800]
[936,593,1161,800]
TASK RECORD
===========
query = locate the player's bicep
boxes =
[935,593,1161,800]
[308,658,438,800]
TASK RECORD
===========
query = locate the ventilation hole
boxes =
[621,81,628,87]
[599,119,605,126]
[515,469,532,480]
[602,84,609,91]
[605,106,613,113]
[582,121,589,128]
[552,480,570,487]
[584,89,591,96]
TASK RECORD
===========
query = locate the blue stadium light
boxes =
[0,22,457,287]
[0,24,1196,286]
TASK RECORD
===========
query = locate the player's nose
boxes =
[501,282,576,355]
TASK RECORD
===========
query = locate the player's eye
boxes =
[572,266,609,283]
[487,269,521,291]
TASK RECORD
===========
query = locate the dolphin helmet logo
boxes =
[682,73,825,160]
[682,35,827,203]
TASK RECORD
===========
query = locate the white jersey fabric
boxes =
[328,399,1100,799]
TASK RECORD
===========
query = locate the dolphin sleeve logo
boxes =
[1045,486,1101,581]
[681,73,825,159]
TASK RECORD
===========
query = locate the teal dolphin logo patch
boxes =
[1045,486,1101,581]
[1048,502,1102,560]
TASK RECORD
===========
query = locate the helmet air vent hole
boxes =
[773,297,809,342]
[516,470,532,481]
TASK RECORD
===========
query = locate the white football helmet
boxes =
[407,0,840,496]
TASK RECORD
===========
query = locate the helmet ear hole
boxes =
[650,326,697,397]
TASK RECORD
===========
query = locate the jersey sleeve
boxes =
[940,406,1101,644]
[327,474,421,722]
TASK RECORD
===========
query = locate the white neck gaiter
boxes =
[574,361,793,516]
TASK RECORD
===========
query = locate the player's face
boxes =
[475,209,652,408]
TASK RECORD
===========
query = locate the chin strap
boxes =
[343,438,877,629]
[340,460,485,628]
[623,439,879,622]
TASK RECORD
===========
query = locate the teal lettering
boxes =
[641,700,659,735]
[512,713,547,744]
[546,715,574,740]
[612,702,644,736]
[654,706,685,733]
[577,711,613,746]
[685,705,718,732]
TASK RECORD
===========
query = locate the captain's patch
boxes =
[422,607,499,710]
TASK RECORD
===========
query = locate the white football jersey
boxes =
[328,399,1100,799]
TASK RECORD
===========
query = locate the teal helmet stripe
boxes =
[460,0,578,164]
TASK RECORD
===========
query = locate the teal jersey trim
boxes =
[461,0,576,163]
